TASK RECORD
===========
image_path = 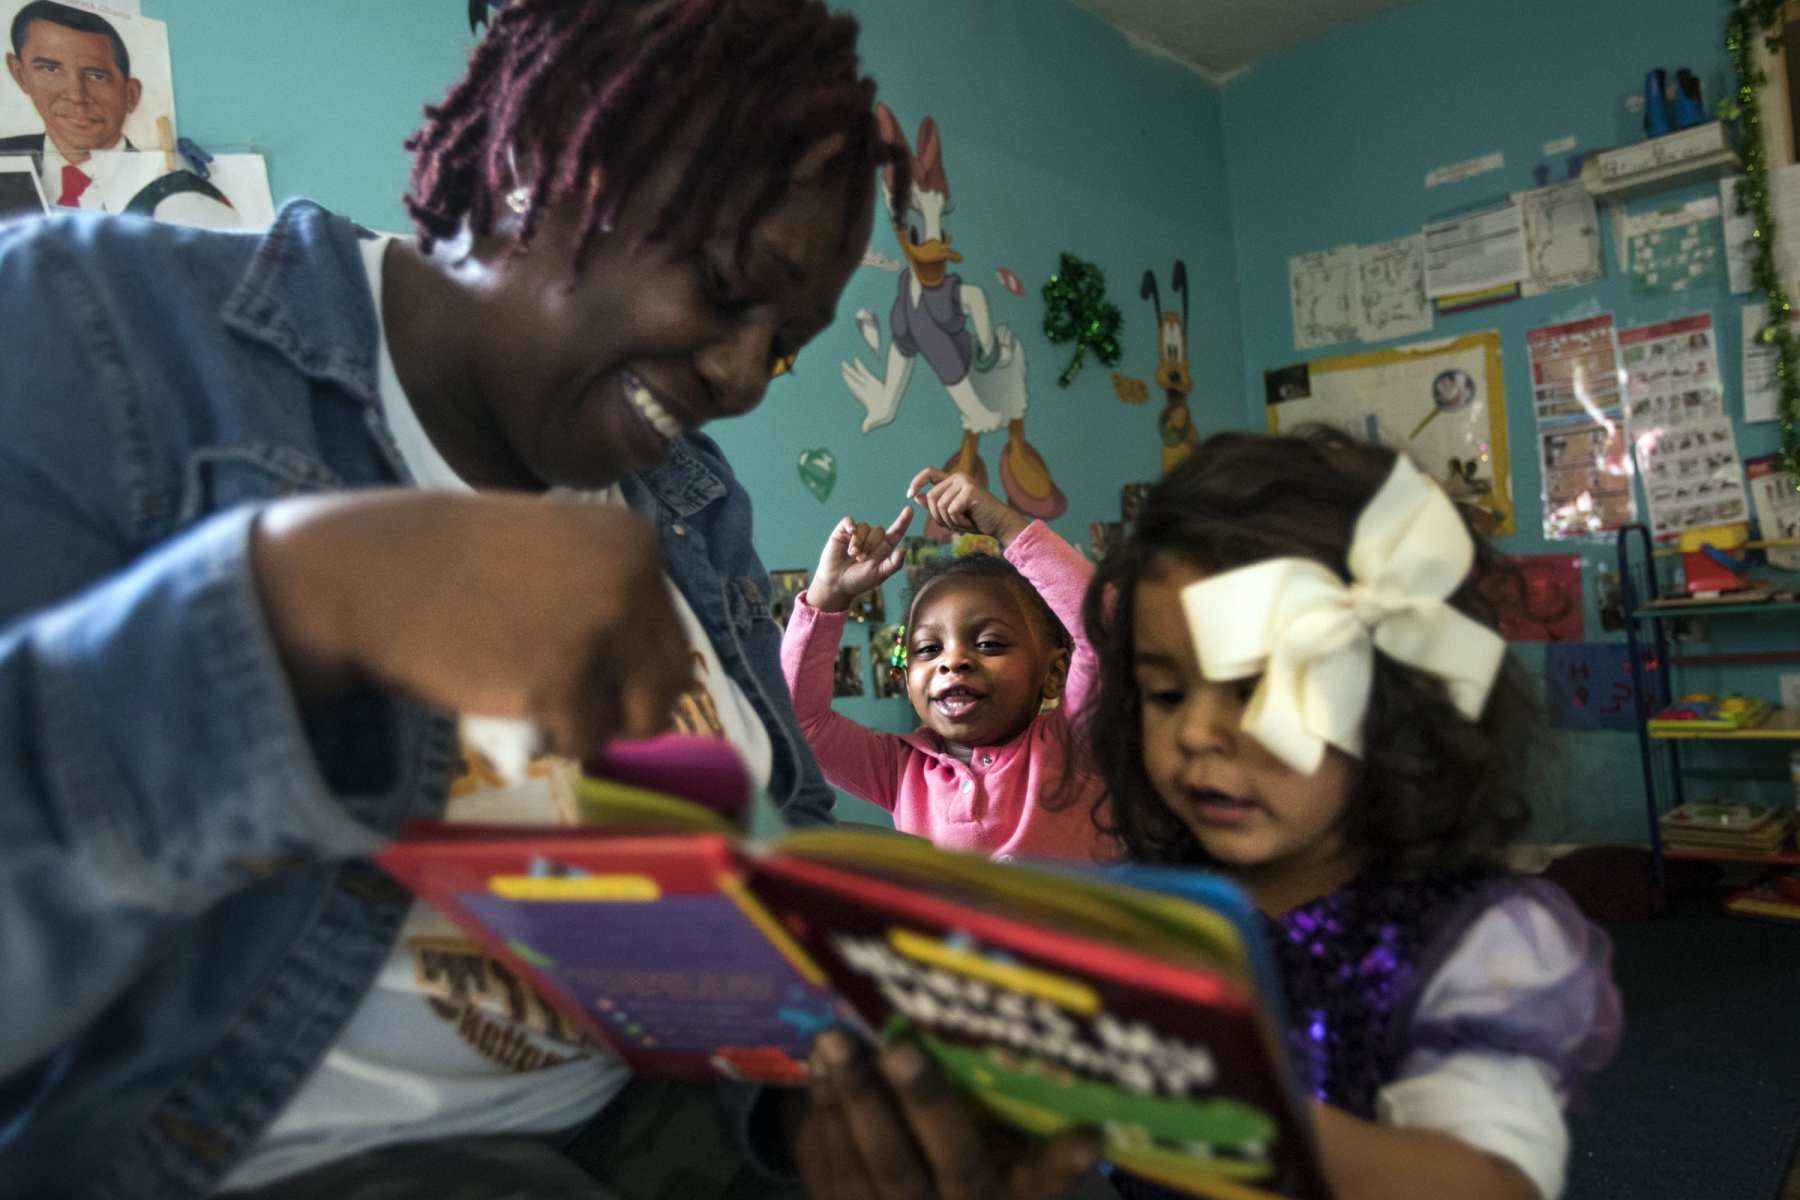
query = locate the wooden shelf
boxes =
[1664,844,1800,866]
[1648,708,1800,741]
[1582,122,1742,201]
[1632,597,1800,619]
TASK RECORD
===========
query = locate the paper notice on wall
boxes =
[1288,244,1359,351]
[1514,183,1603,296]
[1426,151,1504,189]
[1721,166,1800,295]
[1526,314,1622,428]
[1621,313,1724,434]
[1745,455,1800,568]
[1741,302,1794,424]
[1623,197,1723,299]
[1634,417,1750,539]
[1355,235,1432,343]
[1423,204,1528,298]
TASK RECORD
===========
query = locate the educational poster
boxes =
[1494,555,1584,642]
[1621,197,1723,300]
[0,2,175,184]
[1525,315,1622,427]
[1354,235,1431,343]
[1265,331,1515,535]
[1538,419,1635,541]
[1620,314,1748,538]
[1741,302,1792,424]
[1288,244,1358,350]
[1513,182,1602,296]
[1422,204,1527,298]
[1746,455,1800,568]
[1545,642,1640,733]
[844,105,1063,535]
[0,152,44,217]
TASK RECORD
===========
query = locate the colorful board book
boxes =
[1646,693,1773,732]
[376,755,1329,1200]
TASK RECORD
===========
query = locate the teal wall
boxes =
[136,0,1243,828]
[1220,0,1797,840]
[136,0,1792,840]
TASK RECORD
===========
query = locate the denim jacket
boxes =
[0,201,835,1198]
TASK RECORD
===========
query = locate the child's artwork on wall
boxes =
[1354,235,1431,343]
[1513,182,1603,296]
[843,105,1064,538]
[0,2,175,203]
[87,149,271,228]
[1112,261,1199,474]
[1492,555,1584,642]
[767,570,809,629]
[833,645,864,698]
[1265,331,1515,535]
[1545,642,1639,733]
[1287,244,1357,350]
[846,588,885,625]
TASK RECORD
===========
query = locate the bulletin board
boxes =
[1266,330,1514,535]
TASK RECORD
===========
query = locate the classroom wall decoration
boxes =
[1265,331,1515,535]
[1493,554,1584,642]
[1525,314,1637,541]
[0,1,173,167]
[1544,642,1640,734]
[796,447,836,503]
[1111,260,1200,474]
[841,104,1065,537]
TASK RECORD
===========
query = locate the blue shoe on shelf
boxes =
[1644,68,1671,137]
[1673,69,1705,129]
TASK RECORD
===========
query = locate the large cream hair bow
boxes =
[1179,455,1505,775]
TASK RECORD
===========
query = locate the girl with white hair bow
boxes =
[1084,428,1620,1200]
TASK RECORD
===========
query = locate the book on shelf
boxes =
[1659,800,1794,853]
[1646,693,1773,733]
[1724,874,1800,924]
[375,735,1330,1200]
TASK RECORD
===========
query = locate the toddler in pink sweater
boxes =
[780,467,1115,861]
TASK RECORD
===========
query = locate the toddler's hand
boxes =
[805,506,914,614]
[907,468,1030,545]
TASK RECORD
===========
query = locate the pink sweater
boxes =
[780,521,1116,862]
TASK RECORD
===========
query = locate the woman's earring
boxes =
[505,185,530,215]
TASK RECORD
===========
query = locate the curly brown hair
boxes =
[1080,426,1539,875]
[406,0,909,271]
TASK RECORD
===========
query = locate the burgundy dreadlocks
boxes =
[405,0,909,272]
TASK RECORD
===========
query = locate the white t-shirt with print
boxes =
[221,235,771,1190]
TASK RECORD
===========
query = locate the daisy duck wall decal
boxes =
[841,104,1065,539]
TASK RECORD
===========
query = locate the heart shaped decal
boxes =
[797,448,837,503]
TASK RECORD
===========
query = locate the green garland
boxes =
[1041,253,1124,387]
[1725,0,1800,487]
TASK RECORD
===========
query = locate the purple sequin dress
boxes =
[1112,870,1622,1199]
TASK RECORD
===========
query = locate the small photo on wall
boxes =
[870,622,907,699]
[833,645,864,698]
[901,536,943,590]
[768,569,809,628]
[847,587,885,625]
[0,3,177,189]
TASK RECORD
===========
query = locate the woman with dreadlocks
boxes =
[0,2,1100,1197]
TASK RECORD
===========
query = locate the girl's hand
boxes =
[907,468,1030,546]
[252,489,692,757]
[805,506,914,614]
[790,1031,1100,1200]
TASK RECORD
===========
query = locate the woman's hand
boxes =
[805,506,914,614]
[790,1031,1100,1200]
[907,468,1030,546]
[251,489,692,757]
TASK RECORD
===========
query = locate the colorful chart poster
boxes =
[1538,420,1636,540]
[1622,197,1723,300]
[1620,314,1750,538]
[1545,642,1640,733]
[1525,314,1622,427]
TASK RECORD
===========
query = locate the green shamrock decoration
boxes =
[1041,253,1124,387]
